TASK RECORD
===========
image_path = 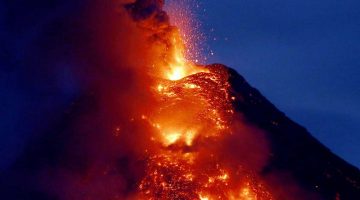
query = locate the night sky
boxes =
[189,0,360,167]
[0,0,359,174]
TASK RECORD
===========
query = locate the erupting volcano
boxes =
[123,1,273,198]
[1,0,360,200]
[120,1,266,199]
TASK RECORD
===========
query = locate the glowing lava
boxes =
[125,1,273,199]
[137,27,273,200]
[165,31,207,81]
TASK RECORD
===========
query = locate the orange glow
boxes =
[167,37,188,80]
[229,187,257,200]
[164,34,207,81]
[184,129,197,146]
[135,20,274,197]
[163,131,181,145]
[123,1,274,199]
[199,194,210,200]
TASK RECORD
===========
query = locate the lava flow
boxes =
[124,0,273,199]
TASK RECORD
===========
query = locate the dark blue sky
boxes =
[186,0,360,167]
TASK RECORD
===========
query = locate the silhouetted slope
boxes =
[211,64,360,200]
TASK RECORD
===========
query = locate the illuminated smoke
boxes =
[2,0,339,200]
[114,0,275,199]
[124,0,208,80]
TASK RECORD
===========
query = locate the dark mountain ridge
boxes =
[215,64,360,199]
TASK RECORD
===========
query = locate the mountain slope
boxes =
[215,64,360,199]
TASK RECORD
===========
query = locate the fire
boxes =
[165,33,207,81]
[163,131,181,145]
[124,1,274,199]
[135,24,274,198]
[167,67,185,80]
[167,37,188,80]
[199,195,210,200]
[184,129,196,146]
[137,44,273,199]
